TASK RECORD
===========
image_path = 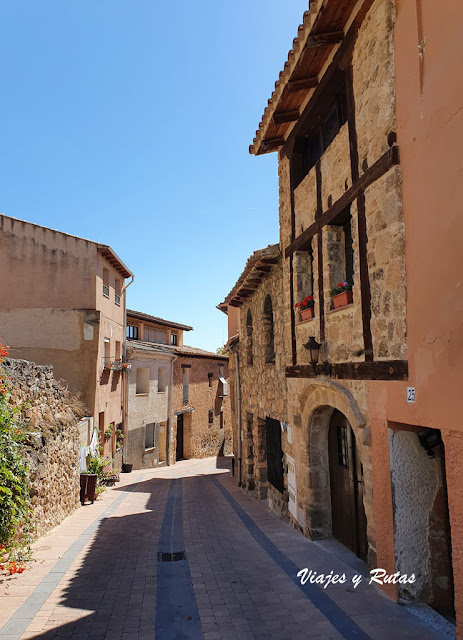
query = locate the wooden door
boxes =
[328,410,367,560]
[176,414,184,461]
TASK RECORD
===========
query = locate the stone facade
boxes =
[172,355,232,462]
[3,358,81,539]
[224,0,463,627]
[223,0,407,571]
[229,255,288,512]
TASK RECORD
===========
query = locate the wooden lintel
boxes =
[273,110,300,125]
[262,137,286,150]
[286,360,408,381]
[285,145,400,258]
[306,31,344,48]
[259,257,279,265]
[287,77,319,92]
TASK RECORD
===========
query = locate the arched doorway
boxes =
[328,410,368,560]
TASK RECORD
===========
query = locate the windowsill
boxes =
[135,393,149,397]
[144,446,156,452]
[157,390,166,394]
[115,302,120,306]
[297,316,317,326]
[327,303,354,315]
[103,293,110,299]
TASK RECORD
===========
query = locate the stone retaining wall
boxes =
[3,358,81,539]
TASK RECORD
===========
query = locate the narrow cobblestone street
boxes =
[0,458,446,640]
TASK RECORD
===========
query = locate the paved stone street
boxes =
[0,458,445,640]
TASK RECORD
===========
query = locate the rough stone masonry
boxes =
[3,358,82,538]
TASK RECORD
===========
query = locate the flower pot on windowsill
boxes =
[332,291,353,309]
[300,307,315,321]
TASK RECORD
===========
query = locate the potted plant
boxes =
[330,282,353,309]
[104,425,113,440]
[295,295,315,321]
[115,428,124,451]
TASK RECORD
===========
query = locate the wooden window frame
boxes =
[127,325,139,340]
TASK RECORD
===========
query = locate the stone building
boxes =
[221,0,463,633]
[125,309,232,468]
[0,215,133,461]
[125,309,191,469]
[172,345,231,463]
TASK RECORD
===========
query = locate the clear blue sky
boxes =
[0,1,308,352]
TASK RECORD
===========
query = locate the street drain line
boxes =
[155,478,202,639]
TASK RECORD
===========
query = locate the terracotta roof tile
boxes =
[127,309,193,331]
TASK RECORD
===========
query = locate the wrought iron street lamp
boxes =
[303,336,330,376]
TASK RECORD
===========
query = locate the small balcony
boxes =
[103,284,110,298]
[103,357,123,371]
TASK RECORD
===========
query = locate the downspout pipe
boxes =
[230,341,242,487]
[167,353,178,466]
[121,276,134,464]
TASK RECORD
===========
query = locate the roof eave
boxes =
[97,244,133,279]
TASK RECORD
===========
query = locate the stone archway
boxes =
[297,380,373,561]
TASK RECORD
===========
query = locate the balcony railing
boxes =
[103,357,123,371]
[103,284,110,297]
[115,293,121,305]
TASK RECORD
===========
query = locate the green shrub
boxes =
[0,346,32,560]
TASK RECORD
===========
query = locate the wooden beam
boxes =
[315,160,325,342]
[273,110,300,124]
[259,257,279,265]
[306,31,344,48]
[289,163,297,366]
[285,146,400,257]
[261,137,286,150]
[286,360,408,381]
[345,62,373,362]
[287,77,318,92]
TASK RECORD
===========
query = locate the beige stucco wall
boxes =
[0,215,97,310]
[0,215,129,456]
[126,352,173,469]
[0,308,99,413]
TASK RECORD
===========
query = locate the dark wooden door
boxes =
[328,410,368,560]
[176,414,184,461]
[266,417,284,492]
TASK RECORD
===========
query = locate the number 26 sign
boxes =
[407,387,416,404]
